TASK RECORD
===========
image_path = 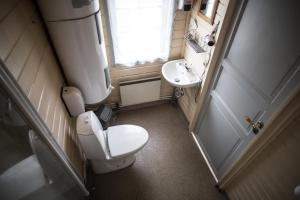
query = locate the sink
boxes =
[162,59,201,88]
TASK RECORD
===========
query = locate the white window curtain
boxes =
[107,0,175,66]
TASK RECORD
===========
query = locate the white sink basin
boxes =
[162,59,201,88]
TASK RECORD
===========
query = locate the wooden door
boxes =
[196,0,300,178]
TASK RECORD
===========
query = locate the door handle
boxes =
[244,116,264,134]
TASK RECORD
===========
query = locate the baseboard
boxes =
[191,132,219,183]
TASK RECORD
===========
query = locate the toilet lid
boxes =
[107,125,149,158]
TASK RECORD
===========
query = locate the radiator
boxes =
[120,77,161,106]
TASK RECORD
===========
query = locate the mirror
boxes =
[198,0,218,24]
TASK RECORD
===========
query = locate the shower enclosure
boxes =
[0,61,88,200]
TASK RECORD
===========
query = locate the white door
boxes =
[195,0,300,179]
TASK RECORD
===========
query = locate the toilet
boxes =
[76,111,149,173]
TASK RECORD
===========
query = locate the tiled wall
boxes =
[0,0,84,176]
[99,0,189,104]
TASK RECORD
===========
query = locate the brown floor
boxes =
[88,103,226,200]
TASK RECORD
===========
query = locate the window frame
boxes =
[104,0,176,68]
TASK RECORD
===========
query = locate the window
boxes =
[107,0,175,66]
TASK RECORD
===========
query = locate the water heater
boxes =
[37,0,112,105]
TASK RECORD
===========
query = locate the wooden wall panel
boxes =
[225,110,300,200]
[99,0,188,104]
[178,0,229,123]
[0,0,85,176]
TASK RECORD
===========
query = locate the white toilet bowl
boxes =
[76,111,149,173]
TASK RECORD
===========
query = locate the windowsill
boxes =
[112,62,164,69]
[111,58,182,70]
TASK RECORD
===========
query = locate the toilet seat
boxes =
[107,125,149,158]
[77,111,149,173]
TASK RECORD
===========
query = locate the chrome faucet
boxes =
[184,63,192,72]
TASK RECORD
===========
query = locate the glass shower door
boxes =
[0,86,87,200]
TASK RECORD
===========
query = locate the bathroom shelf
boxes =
[185,36,206,53]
